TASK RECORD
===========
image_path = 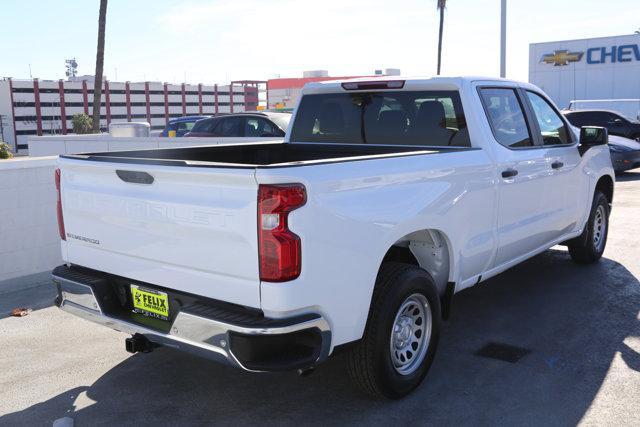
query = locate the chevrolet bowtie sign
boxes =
[541,44,640,66]
[541,50,584,66]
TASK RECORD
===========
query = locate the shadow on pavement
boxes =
[615,171,640,182]
[0,283,56,320]
[2,249,639,425]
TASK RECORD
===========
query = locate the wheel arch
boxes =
[595,174,614,206]
[380,228,455,298]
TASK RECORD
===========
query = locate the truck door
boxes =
[478,86,556,267]
[521,90,584,238]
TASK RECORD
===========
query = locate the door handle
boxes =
[501,168,518,178]
[551,161,564,169]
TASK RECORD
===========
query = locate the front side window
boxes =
[526,91,570,146]
[289,90,470,147]
[245,118,277,137]
[176,121,196,135]
[479,88,532,148]
[565,112,590,127]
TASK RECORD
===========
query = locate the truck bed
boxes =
[60,142,455,168]
[55,141,471,309]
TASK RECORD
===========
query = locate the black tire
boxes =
[568,191,610,264]
[346,262,441,399]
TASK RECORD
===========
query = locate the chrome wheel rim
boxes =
[389,293,432,376]
[593,205,606,252]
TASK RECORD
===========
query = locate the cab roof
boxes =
[301,75,535,95]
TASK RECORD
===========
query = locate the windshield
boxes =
[289,90,470,147]
[270,115,291,132]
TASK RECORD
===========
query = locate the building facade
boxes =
[266,69,401,109]
[0,78,258,151]
[529,33,640,109]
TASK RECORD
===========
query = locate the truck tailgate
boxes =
[58,159,261,308]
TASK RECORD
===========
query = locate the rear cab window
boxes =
[289,90,471,147]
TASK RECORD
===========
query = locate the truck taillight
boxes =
[55,168,66,240]
[258,184,306,282]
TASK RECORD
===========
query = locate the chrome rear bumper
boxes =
[53,265,331,372]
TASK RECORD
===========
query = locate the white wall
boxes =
[529,33,640,109]
[1,139,286,287]
[27,135,283,156]
[0,157,62,284]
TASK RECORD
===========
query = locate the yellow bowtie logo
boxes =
[541,50,584,66]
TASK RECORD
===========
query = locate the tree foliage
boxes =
[0,141,13,159]
[72,113,93,134]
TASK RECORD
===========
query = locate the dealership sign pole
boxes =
[500,0,506,78]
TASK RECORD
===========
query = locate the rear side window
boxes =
[191,118,216,133]
[525,91,570,146]
[289,91,470,147]
[479,88,532,148]
[219,117,244,137]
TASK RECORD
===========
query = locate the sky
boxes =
[1,0,639,85]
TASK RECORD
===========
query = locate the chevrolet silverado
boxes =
[53,77,614,398]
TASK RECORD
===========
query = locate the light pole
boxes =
[500,0,507,78]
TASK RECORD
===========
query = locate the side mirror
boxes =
[580,126,608,147]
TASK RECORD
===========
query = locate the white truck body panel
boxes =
[257,148,497,345]
[59,159,261,308]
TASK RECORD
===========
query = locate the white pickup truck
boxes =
[53,77,614,398]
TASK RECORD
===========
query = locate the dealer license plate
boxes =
[131,284,169,320]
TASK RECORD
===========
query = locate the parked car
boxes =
[160,116,211,137]
[563,109,640,141]
[606,134,640,173]
[52,77,614,399]
[185,112,290,138]
[567,99,640,121]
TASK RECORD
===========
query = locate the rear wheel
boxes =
[346,262,440,398]
[568,191,609,263]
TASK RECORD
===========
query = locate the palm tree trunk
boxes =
[92,0,108,133]
[437,2,445,75]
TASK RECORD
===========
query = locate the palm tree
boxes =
[92,0,108,133]
[436,0,447,75]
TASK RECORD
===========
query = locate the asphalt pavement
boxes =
[1,171,639,426]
